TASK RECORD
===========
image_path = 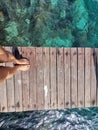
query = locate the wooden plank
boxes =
[36,48,44,110]
[43,48,50,110]
[78,48,85,107]
[64,48,71,108]
[21,47,30,111]
[95,49,98,105]
[90,49,97,106]
[5,47,15,112]
[29,47,37,110]
[14,47,22,112]
[0,47,98,112]
[71,48,78,108]
[0,63,7,112]
[57,48,65,109]
[50,48,57,109]
[85,48,91,107]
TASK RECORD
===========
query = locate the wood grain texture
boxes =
[5,47,15,112]
[57,48,65,109]
[21,47,30,111]
[29,47,37,110]
[71,48,78,108]
[85,48,91,107]
[43,48,50,110]
[64,48,71,108]
[36,48,44,110]
[0,47,97,112]
[14,47,22,112]
[50,48,57,109]
[78,48,85,107]
[90,49,97,106]
[0,63,7,112]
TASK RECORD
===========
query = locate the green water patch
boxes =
[0,0,98,47]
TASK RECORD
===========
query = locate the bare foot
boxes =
[16,59,30,65]
[17,65,30,71]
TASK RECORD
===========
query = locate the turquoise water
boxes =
[0,0,98,47]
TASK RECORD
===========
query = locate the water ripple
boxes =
[0,107,97,130]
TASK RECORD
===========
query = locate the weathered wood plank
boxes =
[90,49,97,106]
[5,47,15,112]
[95,49,98,105]
[43,48,50,110]
[29,47,37,110]
[0,63,7,112]
[64,48,71,108]
[57,48,65,109]
[36,48,44,110]
[21,47,30,111]
[50,48,57,109]
[14,47,23,112]
[85,48,91,107]
[71,48,78,108]
[78,48,85,107]
[0,47,98,112]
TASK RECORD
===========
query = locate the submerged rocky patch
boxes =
[0,0,98,47]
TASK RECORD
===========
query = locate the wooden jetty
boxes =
[0,47,98,112]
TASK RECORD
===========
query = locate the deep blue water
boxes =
[0,107,98,130]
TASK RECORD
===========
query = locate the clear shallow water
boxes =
[0,107,98,130]
[0,0,98,47]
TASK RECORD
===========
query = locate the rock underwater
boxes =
[0,0,97,47]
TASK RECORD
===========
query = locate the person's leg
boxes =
[0,65,30,84]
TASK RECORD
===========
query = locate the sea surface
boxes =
[0,0,98,47]
[0,0,98,130]
[0,107,98,130]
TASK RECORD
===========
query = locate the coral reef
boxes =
[0,0,97,47]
